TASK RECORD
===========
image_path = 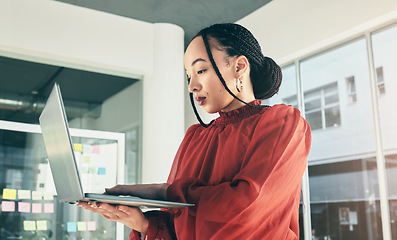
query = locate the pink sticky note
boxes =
[44,203,54,213]
[18,202,31,213]
[1,201,15,212]
[32,203,42,213]
[87,221,96,231]
[92,145,100,154]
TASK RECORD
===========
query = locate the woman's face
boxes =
[184,36,241,113]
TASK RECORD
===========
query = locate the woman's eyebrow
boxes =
[191,58,207,66]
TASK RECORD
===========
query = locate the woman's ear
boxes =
[235,55,249,78]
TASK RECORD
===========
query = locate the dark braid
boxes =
[189,23,283,128]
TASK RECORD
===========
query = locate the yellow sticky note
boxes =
[3,188,17,200]
[83,156,91,164]
[74,144,83,152]
[77,221,87,231]
[37,220,48,231]
[18,190,31,199]
[32,191,43,200]
[23,221,36,231]
[43,193,54,200]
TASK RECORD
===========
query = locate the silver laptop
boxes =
[39,82,193,209]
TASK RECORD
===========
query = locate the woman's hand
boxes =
[104,183,170,201]
[77,183,170,233]
[77,201,149,233]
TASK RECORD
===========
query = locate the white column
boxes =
[141,23,185,183]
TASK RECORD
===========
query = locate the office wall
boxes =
[0,0,185,184]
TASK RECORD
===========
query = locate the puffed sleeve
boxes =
[167,105,311,239]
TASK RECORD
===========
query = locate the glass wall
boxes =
[300,38,383,240]
[1,56,143,239]
[278,23,397,239]
[0,125,124,239]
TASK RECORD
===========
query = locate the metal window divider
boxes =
[295,60,313,240]
[365,31,392,240]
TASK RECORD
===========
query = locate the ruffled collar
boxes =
[212,100,265,127]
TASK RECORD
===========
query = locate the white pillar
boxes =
[141,23,185,183]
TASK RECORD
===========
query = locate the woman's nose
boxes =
[188,77,201,93]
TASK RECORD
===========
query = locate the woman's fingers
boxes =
[116,205,141,216]
[104,185,132,195]
[104,183,170,200]
[77,201,149,233]
[79,202,125,219]
[78,202,134,220]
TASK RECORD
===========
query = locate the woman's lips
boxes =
[195,97,206,106]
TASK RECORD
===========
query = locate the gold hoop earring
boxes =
[236,78,243,92]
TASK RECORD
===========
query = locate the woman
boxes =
[78,23,311,240]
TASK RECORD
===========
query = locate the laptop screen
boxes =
[39,83,84,203]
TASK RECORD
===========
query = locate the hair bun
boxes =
[252,57,282,100]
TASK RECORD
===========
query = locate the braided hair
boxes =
[189,23,283,128]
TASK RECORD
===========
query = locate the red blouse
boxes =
[130,101,311,240]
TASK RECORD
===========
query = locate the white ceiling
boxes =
[55,0,272,46]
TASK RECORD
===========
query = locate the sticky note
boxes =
[67,222,77,232]
[80,166,88,174]
[44,203,54,213]
[83,156,91,164]
[87,221,96,231]
[32,203,42,213]
[1,201,15,212]
[3,188,17,200]
[98,167,106,175]
[74,144,83,152]
[18,202,31,213]
[83,144,92,153]
[92,145,100,154]
[88,167,96,174]
[77,221,87,231]
[18,190,31,199]
[36,220,48,231]
[32,191,43,200]
[24,221,36,231]
[43,193,54,200]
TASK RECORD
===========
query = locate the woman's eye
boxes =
[197,69,206,74]
[186,75,191,83]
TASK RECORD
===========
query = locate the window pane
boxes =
[324,84,339,105]
[325,106,341,128]
[301,38,382,239]
[372,24,397,238]
[306,111,322,130]
[309,159,382,240]
[346,76,357,104]
[305,91,322,111]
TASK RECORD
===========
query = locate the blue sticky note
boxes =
[67,222,77,232]
[98,167,106,175]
